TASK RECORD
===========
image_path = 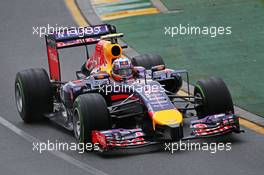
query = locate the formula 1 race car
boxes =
[15,24,242,152]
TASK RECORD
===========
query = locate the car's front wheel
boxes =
[73,93,110,143]
[194,77,234,119]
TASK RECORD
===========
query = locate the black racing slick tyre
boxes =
[15,68,53,123]
[194,77,234,119]
[73,93,110,143]
[131,54,165,70]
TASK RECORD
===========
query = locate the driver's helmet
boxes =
[112,58,134,81]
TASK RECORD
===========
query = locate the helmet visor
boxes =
[114,68,132,77]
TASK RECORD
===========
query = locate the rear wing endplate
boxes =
[45,24,116,81]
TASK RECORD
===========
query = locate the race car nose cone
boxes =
[152,109,183,130]
[152,109,184,141]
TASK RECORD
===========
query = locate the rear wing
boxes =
[45,24,116,81]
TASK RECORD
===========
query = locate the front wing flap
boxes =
[91,128,153,151]
[190,113,242,137]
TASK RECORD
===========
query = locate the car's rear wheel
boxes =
[73,93,110,143]
[131,54,165,70]
[132,54,182,93]
[194,77,234,119]
[15,68,53,123]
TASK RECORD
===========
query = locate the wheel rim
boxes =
[73,108,81,140]
[195,92,203,102]
[15,83,23,113]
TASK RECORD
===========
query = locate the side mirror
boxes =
[133,66,145,78]
[151,65,165,78]
[151,65,165,72]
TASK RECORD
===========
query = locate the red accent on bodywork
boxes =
[110,94,139,101]
[111,94,130,101]
[46,36,61,81]
[148,111,154,119]
[192,124,207,129]
[47,46,60,81]
[92,131,108,149]
[111,73,122,81]
[85,40,106,72]
[56,38,99,49]
[195,125,233,136]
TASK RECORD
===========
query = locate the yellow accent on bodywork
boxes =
[152,109,183,130]
[99,41,123,74]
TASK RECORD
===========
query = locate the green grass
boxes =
[109,0,264,116]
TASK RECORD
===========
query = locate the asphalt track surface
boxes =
[0,0,264,175]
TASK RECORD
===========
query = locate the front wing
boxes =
[91,113,242,152]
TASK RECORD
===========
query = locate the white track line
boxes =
[0,116,108,175]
